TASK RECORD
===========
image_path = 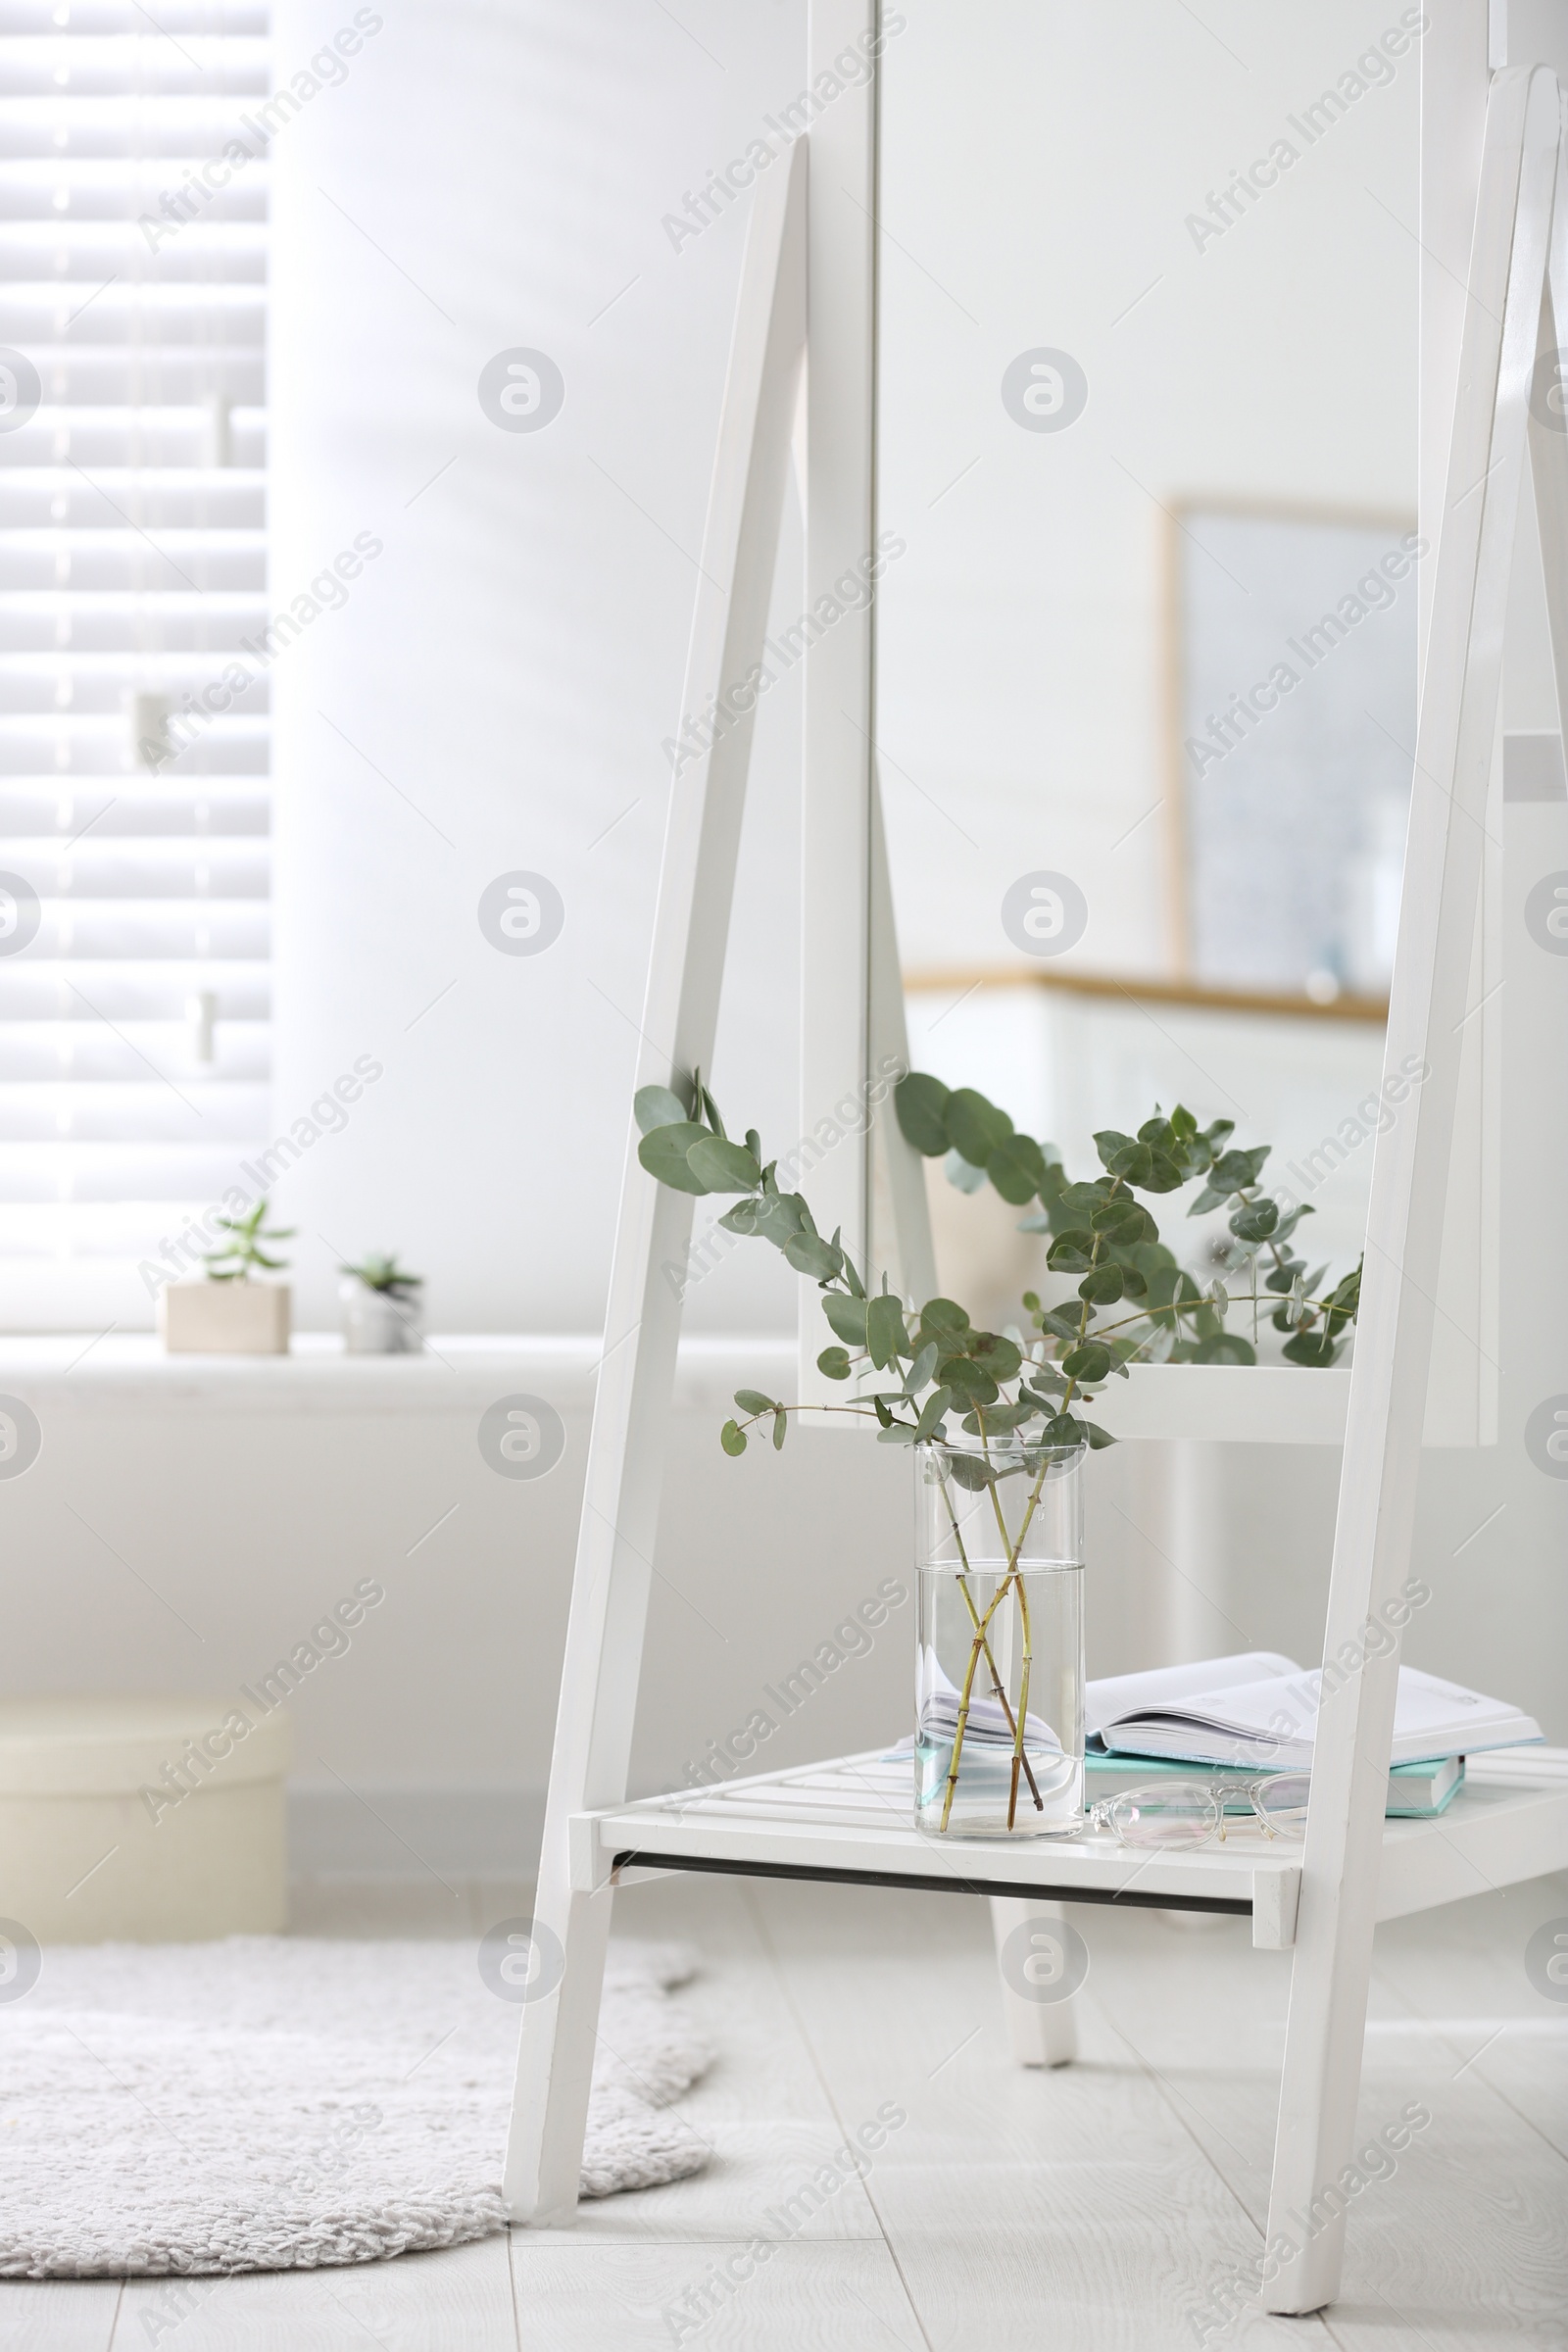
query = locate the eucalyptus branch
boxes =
[629,1063,1362,1471]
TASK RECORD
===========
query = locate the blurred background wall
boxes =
[0,1,1561,1875]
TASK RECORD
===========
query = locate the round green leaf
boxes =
[1211,1146,1270,1193]
[686,1135,762,1194]
[1036,1305,1083,1345]
[912,1386,952,1441]
[917,1298,971,1340]
[633,1084,688,1135]
[822,1294,869,1348]
[751,1195,807,1250]
[969,1332,1023,1382]
[1102,1140,1153,1186]
[1229,1200,1280,1244]
[936,1355,1000,1407]
[1139,1151,1186,1195]
[734,1389,775,1414]
[1047,1230,1096,1273]
[1061,1342,1112,1383]
[637,1122,711,1196]
[866,1293,909,1369]
[1078,1264,1124,1305]
[894,1071,952,1156]
[719,1419,748,1455]
[816,1346,853,1381]
[785,1232,844,1280]
[944,1087,1012,1167]
[987,1132,1048,1205]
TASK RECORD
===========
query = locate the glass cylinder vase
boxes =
[914,1436,1085,1838]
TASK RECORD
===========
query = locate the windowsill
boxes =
[0,1332,798,1416]
[0,1336,1355,1441]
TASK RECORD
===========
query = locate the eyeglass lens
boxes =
[1106,1783,1222,1847]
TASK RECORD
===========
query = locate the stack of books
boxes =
[1084,1650,1543,1818]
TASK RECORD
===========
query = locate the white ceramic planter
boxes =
[0,1696,290,1942]
[159,1279,291,1354]
[339,1276,422,1354]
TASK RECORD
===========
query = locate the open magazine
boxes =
[1086,1650,1542,1770]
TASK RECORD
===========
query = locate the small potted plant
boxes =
[159,1198,294,1354]
[338,1252,423,1354]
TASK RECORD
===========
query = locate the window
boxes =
[0,1,270,1327]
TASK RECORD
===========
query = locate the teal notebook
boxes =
[1084,1749,1464,1819]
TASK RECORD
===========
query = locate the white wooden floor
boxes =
[4,1865,1564,2350]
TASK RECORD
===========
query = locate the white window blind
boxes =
[0,0,270,1325]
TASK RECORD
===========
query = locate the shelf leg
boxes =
[989,1897,1079,2066]
[1261,63,1560,2316]
[503,1880,614,2226]
[501,140,808,2227]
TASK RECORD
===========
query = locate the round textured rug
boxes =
[0,1936,710,2277]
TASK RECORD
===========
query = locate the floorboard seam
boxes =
[504,2221,524,2352]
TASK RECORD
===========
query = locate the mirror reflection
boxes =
[876,3,1421,1334]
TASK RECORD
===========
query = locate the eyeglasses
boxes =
[1088,1773,1311,1849]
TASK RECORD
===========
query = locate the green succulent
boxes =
[203,1197,295,1283]
[340,1252,422,1297]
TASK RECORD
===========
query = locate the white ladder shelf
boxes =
[504,51,1568,2322]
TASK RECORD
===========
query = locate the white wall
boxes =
[267,0,808,1337]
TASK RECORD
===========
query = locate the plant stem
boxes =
[1010,1571,1035,1832]
[938,1426,1061,1832]
[977,1415,1037,1833]
[939,1480,1042,1810]
[938,1567,1012,1832]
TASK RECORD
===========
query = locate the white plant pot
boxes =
[159,1280,291,1355]
[339,1277,422,1354]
